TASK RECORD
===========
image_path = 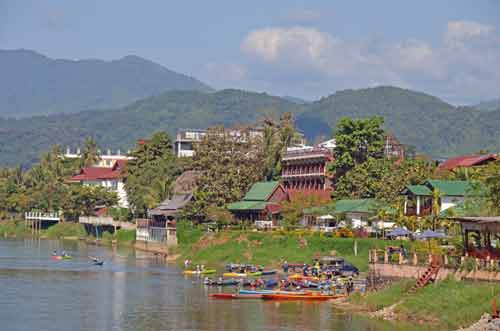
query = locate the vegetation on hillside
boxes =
[2,86,500,167]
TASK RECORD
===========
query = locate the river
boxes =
[0,239,424,331]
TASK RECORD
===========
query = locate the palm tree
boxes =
[80,137,101,168]
[431,188,442,231]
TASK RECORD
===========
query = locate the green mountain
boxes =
[297,86,500,157]
[1,86,499,167]
[473,98,500,112]
[0,49,213,117]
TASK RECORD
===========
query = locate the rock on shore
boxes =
[457,314,500,331]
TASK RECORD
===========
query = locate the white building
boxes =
[68,160,129,208]
[64,148,133,168]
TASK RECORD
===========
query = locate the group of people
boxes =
[52,250,69,258]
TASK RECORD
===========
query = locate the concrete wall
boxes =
[370,263,500,282]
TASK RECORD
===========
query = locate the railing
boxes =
[25,212,60,221]
[283,147,331,160]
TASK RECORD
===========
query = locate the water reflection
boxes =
[0,239,428,331]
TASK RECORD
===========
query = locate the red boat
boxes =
[209,293,263,299]
[261,293,340,301]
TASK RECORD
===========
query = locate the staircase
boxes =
[408,258,441,294]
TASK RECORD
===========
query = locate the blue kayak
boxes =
[261,270,277,275]
[239,289,277,295]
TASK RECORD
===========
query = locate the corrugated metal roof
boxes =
[242,181,280,201]
[227,201,268,211]
[335,199,381,213]
[426,180,474,196]
[402,185,432,196]
[438,154,497,170]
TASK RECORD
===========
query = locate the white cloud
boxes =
[238,22,500,104]
[445,20,493,48]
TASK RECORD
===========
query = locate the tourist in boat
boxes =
[52,250,57,256]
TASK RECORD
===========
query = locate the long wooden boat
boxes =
[261,293,339,301]
[209,293,263,299]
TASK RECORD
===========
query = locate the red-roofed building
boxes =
[438,154,498,171]
[68,160,129,208]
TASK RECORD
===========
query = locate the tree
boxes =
[280,193,326,229]
[64,185,118,220]
[205,205,234,229]
[329,116,385,178]
[125,132,178,216]
[79,137,101,168]
[182,126,265,220]
[261,113,302,180]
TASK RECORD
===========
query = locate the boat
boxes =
[93,261,104,266]
[261,293,339,301]
[223,271,262,278]
[287,274,319,281]
[209,293,263,299]
[238,289,277,295]
[52,255,72,260]
[183,269,216,275]
[261,270,277,276]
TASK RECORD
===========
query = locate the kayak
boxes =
[223,271,262,277]
[93,261,104,266]
[210,293,262,299]
[239,289,277,295]
[261,293,339,301]
[288,274,319,281]
[183,269,216,275]
[52,255,72,260]
[261,270,277,276]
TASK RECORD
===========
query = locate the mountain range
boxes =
[0,50,499,167]
[0,49,212,117]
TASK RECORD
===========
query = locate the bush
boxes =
[115,229,135,243]
[0,220,30,238]
[44,222,86,239]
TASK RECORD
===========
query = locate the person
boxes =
[400,244,407,259]
[347,277,354,295]
[52,250,57,256]
[184,259,190,269]
[196,264,200,272]
[201,264,205,271]
[302,264,308,276]
[91,256,99,262]
[283,261,289,273]
[61,250,66,257]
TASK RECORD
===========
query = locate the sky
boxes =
[1,0,500,104]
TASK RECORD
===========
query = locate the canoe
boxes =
[239,289,277,295]
[261,270,277,276]
[183,269,216,275]
[261,293,338,301]
[210,293,262,299]
[223,271,262,277]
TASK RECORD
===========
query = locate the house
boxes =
[401,179,476,217]
[384,133,406,160]
[302,199,393,232]
[438,154,498,172]
[227,181,288,229]
[68,160,128,208]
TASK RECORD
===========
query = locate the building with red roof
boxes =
[438,154,498,171]
[68,160,129,208]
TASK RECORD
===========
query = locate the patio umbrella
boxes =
[387,227,412,238]
[418,229,446,240]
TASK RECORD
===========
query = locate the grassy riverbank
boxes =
[349,279,500,330]
[177,224,403,271]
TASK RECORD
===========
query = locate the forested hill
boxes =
[473,98,500,112]
[1,86,499,167]
[0,49,213,117]
[0,89,303,166]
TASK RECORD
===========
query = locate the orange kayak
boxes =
[261,293,339,301]
[287,274,320,281]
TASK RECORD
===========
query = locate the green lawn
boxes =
[177,227,402,271]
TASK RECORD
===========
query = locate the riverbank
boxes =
[0,220,135,245]
[347,279,500,330]
[176,225,405,272]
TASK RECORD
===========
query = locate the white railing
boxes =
[24,212,60,221]
[255,221,273,229]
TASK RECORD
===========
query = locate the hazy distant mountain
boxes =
[282,96,310,105]
[0,49,213,117]
[1,86,499,167]
[473,98,500,112]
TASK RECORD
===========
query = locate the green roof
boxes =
[242,181,280,201]
[335,199,382,214]
[303,204,335,215]
[403,185,432,196]
[226,201,268,211]
[425,180,474,196]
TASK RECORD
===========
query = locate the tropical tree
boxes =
[280,193,326,230]
[182,126,265,220]
[125,132,178,216]
[329,116,385,178]
[79,137,101,168]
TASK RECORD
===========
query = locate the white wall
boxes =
[441,196,464,212]
[81,179,129,208]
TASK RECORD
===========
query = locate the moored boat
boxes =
[223,271,262,278]
[209,293,262,299]
[261,293,340,301]
[183,269,216,275]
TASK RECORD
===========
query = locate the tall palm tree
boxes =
[80,137,101,168]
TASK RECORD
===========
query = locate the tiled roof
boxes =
[402,185,432,196]
[149,194,193,216]
[425,180,474,196]
[243,181,280,201]
[69,160,126,181]
[438,154,497,171]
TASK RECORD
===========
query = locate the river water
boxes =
[0,239,424,331]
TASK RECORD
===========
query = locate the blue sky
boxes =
[1,0,499,104]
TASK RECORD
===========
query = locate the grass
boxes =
[351,278,500,330]
[44,222,86,239]
[100,229,136,245]
[178,229,403,271]
[0,220,31,238]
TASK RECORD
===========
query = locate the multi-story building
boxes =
[384,134,406,160]
[64,148,133,167]
[68,160,129,208]
[281,146,334,193]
